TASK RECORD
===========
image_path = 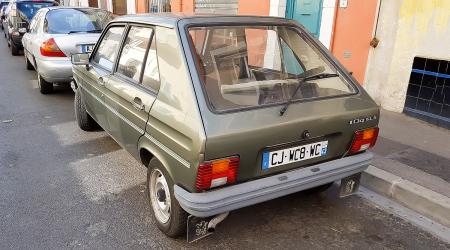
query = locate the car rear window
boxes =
[188,25,356,112]
[17,1,54,21]
[45,8,112,34]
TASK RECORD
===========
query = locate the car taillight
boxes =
[40,38,65,57]
[196,156,239,191]
[348,127,379,155]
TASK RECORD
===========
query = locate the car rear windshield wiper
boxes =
[279,73,339,116]
[68,29,102,34]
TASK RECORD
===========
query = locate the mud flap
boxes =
[187,215,214,243]
[339,173,361,197]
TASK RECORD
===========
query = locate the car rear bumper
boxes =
[10,34,23,48]
[174,152,373,217]
[37,58,72,83]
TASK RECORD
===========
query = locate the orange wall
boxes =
[136,0,147,13]
[171,0,194,13]
[238,0,270,15]
[331,0,379,84]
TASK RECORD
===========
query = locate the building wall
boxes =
[238,0,270,15]
[127,0,136,14]
[319,0,336,49]
[364,0,450,112]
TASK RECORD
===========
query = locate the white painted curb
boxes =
[361,166,450,228]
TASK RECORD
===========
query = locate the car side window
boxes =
[92,26,125,71]
[280,38,305,75]
[142,34,160,92]
[116,26,153,83]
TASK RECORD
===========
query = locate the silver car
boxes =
[22,7,112,94]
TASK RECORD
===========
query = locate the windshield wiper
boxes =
[68,29,102,34]
[279,73,339,116]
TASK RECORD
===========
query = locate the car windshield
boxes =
[188,25,356,112]
[45,8,112,34]
[17,1,54,21]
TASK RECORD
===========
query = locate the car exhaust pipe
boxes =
[207,212,229,233]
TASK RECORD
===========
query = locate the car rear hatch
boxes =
[16,1,55,25]
[201,94,379,182]
[51,33,101,57]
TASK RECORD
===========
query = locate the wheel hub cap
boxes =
[149,169,171,224]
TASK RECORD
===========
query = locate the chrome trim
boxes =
[82,86,145,134]
[144,133,191,168]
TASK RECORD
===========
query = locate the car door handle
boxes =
[133,97,145,111]
[98,76,106,86]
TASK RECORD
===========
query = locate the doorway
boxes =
[330,0,379,84]
[286,0,323,37]
[113,0,127,15]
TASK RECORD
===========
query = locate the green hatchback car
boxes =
[72,14,380,238]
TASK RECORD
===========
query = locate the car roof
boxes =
[112,13,295,28]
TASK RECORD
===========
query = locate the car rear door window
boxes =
[116,26,153,83]
[92,26,125,71]
[141,34,160,92]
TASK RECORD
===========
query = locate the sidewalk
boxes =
[363,109,450,227]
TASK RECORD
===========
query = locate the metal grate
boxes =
[149,0,171,13]
[195,0,238,14]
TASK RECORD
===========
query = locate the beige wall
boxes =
[364,0,450,112]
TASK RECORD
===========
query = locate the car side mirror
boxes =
[71,53,90,70]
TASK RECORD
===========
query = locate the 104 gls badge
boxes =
[349,115,377,125]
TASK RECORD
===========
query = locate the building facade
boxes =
[64,0,450,128]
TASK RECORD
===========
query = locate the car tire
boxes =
[147,158,187,238]
[25,56,33,70]
[74,88,99,131]
[10,41,19,56]
[303,182,334,195]
[38,73,53,94]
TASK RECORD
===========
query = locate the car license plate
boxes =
[187,215,213,243]
[262,140,328,169]
[81,44,94,53]
[339,173,361,197]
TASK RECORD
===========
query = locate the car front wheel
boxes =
[147,158,187,237]
[74,88,99,131]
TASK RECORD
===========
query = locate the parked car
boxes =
[5,0,58,55]
[23,7,113,94]
[71,14,380,239]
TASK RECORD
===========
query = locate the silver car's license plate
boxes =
[81,44,95,53]
[262,140,328,169]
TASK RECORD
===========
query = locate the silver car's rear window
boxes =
[188,25,357,112]
[45,8,112,34]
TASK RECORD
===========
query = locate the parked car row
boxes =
[3,4,381,240]
[1,1,112,94]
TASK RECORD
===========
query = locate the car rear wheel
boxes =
[38,73,53,94]
[25,56,33,70]
[147,158,187,237]
[10,41,19,56]
[74,88,99,131]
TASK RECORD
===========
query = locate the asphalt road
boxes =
[0,35,448,250]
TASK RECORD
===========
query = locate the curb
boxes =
[361,166,450,228]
